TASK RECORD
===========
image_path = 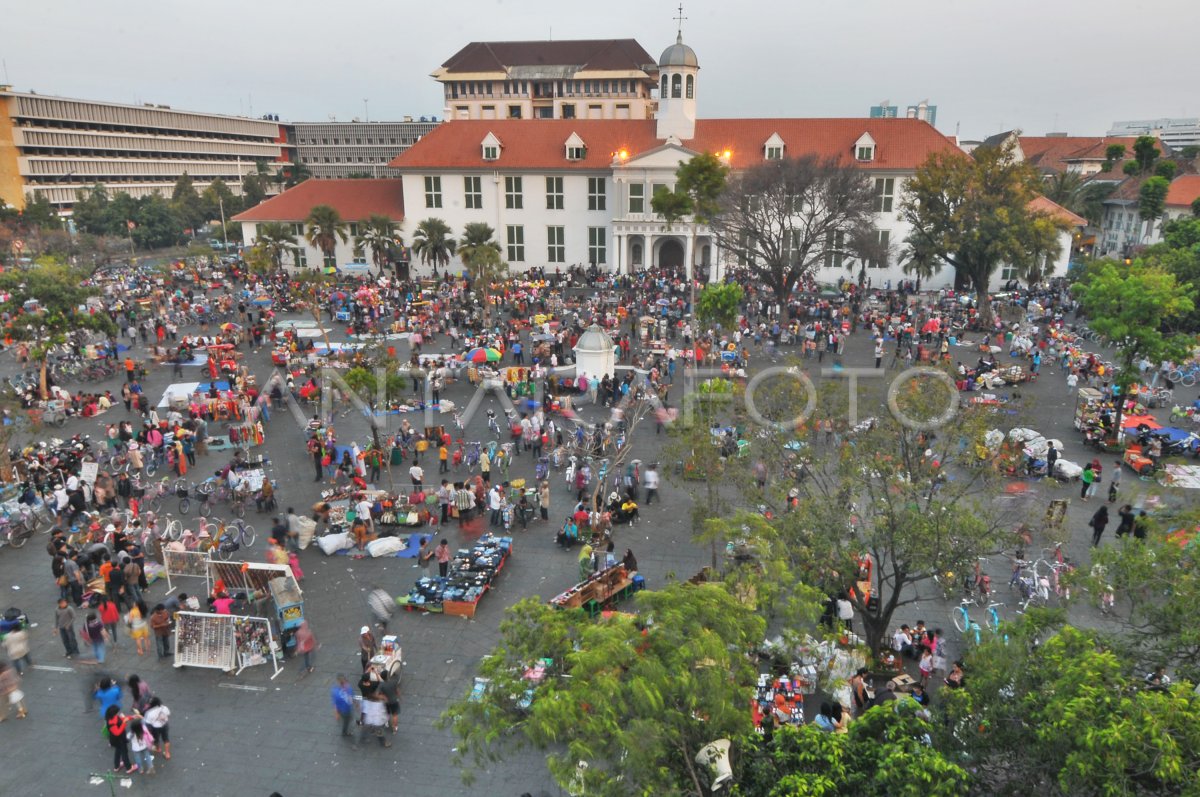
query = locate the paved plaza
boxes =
[0,309,1181,796]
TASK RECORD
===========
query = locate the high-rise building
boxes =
[1107,118,1200,150]
[291,119,441,179]
[870,100,936,127]
[0,87,289,211]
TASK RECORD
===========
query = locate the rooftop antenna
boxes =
[549,26,552,40]
[2,59,9,84]
[674,3,688,39]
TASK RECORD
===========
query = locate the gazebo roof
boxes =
[574,324,614,353]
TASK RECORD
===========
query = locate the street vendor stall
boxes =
[207,560,305,633]
[549,565,643,617]
[398,533,512,617]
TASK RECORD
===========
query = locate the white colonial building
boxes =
[234,33,1087,291]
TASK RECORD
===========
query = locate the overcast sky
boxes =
[4,0,1197,140]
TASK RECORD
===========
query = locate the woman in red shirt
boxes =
[105,706,136,773]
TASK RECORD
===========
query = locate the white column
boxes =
[684,232,695,281]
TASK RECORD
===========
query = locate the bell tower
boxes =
[656,8,699,140]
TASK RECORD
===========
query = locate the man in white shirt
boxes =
[408,463,423,489]
[488,486,503,527]
[355,495,374,534]
[892,625,914,658]
[643,466,660,505]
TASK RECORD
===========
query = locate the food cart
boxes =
[366,634,404,680]
[1074,387,1103,430]
[269,575,305,632]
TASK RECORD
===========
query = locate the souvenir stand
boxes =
[549,566,643,617]
[172,611,283,678]
[207,560,305,633]
[398,534,512,617]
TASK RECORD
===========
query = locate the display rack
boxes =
[173,611,236,670]
[233,616,284,679]
[162,549,213,596]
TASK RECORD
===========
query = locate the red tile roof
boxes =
[1028,196,1088,227]
[390,118,959,172]
[439,40,655,74]
[1017,136,1142,173]
[232,179,404,223]
[1166,175,1200,207]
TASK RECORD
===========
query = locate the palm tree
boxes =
[256,221,297,271]
[304,205,348,270]
[355,214,399,277]
[458,223,507,325]
[412,218,456,276]
[1041,172,1086,214]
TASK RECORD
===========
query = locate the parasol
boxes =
[465,347,502,363]
[220,322,242,332]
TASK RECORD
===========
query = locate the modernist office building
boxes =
[0,87,289,211]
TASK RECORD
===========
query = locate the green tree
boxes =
[1155,159,1179,180]
[1102,143,1127,172]
[653,152,729,300]
[734,704,970,796]
[442,584,766,796]
[940,620,1200,796]
[241,173,267,209]
[201,177,239,222]
[254,221,298,272]
[900,140,1069,325]
[1123,160,1141,177]
[0,259,115,397]
[1075,513,1200,682]
[1133,135,1161,173]
[20,194,62,230]
[170,172,206,233]
[1193,197,1200,218]
[695,282,744,329]
[458,222,506,323]
[131,194,184,249]
[1072,260,1194,428]
[304,204,348,269]
[411,217,456,276]
[1138,175,1171,241]
[354,214,398,276]
[72,183,111,236]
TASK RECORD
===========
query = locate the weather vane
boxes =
[674,3,687,37]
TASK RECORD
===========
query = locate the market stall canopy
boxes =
[1121,414,1162,430]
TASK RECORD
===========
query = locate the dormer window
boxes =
[564,132,587,162]
[854,132,877,162]
[763,133,786,161]
[480,131,503,161]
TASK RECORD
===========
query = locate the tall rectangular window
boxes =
[628,183,644,213]
[869,230,890,268]
[464,175,482,209]
[424,175,442,208]
[824,230,846,269]
[505,176,523,209]
[587,177,606,211]
[545,176,563,210]
[873,178,895,213]
[506,225,525,262]
[587,226,606,265]
[547,226,565,263]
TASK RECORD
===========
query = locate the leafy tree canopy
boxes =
[442,584,766,797]
[696,282,744,329]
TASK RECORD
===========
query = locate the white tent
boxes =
[573,324,615,379]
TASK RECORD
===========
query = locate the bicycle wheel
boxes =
[8,520,31,548]
[1182,373,1196,388]
[165,520,183,541]
[146,494,163,514]
[1168,369,1183,382]
[178,497,191,515]
[198,500,212,519]
[217,542,238,561]
[952,607,969,634]
[985,608,1001,632]
[240,524,256,547]
[232,501,245,519]
[145,458,159,477]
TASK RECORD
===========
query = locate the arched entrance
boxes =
[658,239,684,269]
